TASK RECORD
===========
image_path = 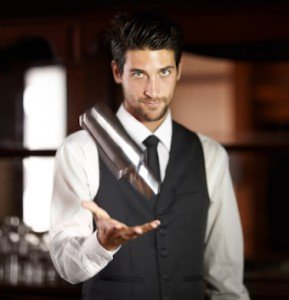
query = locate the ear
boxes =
[111,60,122,84]
[176,59,183,81]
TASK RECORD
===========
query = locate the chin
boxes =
[144,110,167,122]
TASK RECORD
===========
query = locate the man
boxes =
[49,11,250,300]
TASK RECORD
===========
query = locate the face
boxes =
[112,49,182,131]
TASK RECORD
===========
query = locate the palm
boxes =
[81,200,160,251]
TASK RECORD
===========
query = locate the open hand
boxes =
[81,200,161,251]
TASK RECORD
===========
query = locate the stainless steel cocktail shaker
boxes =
[79,103,160,199]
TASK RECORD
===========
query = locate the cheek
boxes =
[162,79,177,96]
[123,80,145,96]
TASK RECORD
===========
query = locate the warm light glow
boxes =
[23,66,66,232]
[23,66,66,149]
[172,53,235,141]
[23,157,55,232]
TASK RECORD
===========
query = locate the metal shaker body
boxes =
[79,103,160,198]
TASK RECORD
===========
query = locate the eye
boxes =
[160,69,171,77]
[133,70,144,78]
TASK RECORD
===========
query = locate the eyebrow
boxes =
[160,65,175,70]
[129,65,176,73]
[129,68,144,73]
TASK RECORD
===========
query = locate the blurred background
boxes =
[0,1,289,299]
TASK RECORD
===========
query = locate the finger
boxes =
[119,219,161,240]
[81,200,110,219]
[139,219,161,234]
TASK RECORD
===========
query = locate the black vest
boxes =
[82,122,209,300]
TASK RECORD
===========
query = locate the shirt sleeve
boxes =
[49,132,118,284]
[200,134,250,300]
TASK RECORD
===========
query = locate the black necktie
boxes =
[143,135,161,182]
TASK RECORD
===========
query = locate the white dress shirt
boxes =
[49,104,250,299]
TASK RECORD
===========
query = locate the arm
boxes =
[49,132,159,284]
[200,135,250,300]
[49,133,112,284]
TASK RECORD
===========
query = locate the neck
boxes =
[142,117,165,132]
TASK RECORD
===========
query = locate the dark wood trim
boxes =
[0,148,56,157]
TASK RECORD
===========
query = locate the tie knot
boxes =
[143,135,159,148]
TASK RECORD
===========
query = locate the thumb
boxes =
[81,200,110,219]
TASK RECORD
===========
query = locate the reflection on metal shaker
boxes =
[79,103,160,199]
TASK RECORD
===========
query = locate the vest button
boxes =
[161,272,170,281]
[163,294,170,300]
[159,227,167,236]
[160,248,168,257]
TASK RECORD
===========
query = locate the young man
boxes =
[49,11,250,300]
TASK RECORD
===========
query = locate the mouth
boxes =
[142,100,162,107]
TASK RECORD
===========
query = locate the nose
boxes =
[144,77,159,99]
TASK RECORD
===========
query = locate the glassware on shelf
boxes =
[0,216,58,287]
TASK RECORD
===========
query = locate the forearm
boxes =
[49,134,112,283]
[204,185,250,299]
[49,226,115,284]
[206,291,250,300]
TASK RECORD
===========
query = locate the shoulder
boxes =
[172,121,200,142]
[61,130,95,149]
[197,133,227,156]
[196,132,229,170]
[57,130,97,158]
[172,121,227,162]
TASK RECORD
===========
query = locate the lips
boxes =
[145,101,160,106]
[141,99,162,107]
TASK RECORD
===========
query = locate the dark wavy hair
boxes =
[107,11,184,73]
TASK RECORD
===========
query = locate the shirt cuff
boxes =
[84,230,120,263]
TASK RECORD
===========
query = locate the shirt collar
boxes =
[116,104,172,152]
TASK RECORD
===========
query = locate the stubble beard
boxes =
[136,98,169,123]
